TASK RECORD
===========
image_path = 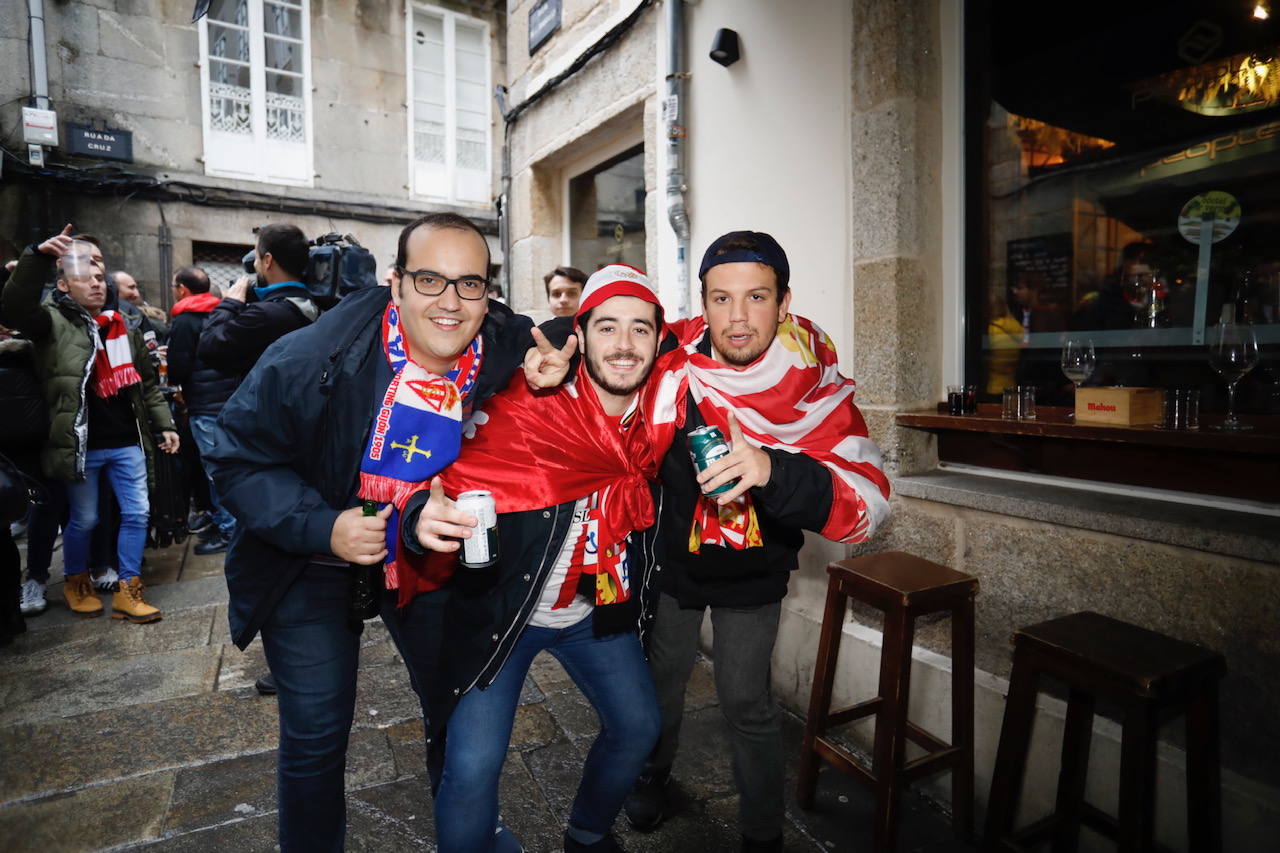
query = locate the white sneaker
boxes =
[19,580,47,615]
[91,567,119,591]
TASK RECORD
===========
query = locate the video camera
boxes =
[241,231,378,309]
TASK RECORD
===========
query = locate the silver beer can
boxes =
[456,490,499,568]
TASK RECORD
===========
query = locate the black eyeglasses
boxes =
[398,267,490,301]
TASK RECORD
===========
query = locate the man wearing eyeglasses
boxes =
[205,213,535,853]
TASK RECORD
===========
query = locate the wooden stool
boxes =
[981,611,1226,853]
[797,551,978,852]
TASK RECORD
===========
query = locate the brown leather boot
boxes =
[62,572,104,618]
[111,577,162,624]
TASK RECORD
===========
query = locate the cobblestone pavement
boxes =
[2,536,972,852]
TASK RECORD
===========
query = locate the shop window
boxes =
[966,1,1279,420]
[198,0,312,185]
[567,145,646,272]
[408,4,491,204]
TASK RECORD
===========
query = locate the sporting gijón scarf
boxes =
[358,303,482,588]
[92,311,140,398]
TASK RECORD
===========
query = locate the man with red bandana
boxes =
[624,231,892,853]
[408,265,671,853]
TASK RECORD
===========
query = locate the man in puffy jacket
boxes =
[167,265,239,555]
[1,225,179,624]
[205,213,534,853]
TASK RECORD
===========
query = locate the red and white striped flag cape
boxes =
[651,314,891,549]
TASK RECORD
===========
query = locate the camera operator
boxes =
[197,224,319,378]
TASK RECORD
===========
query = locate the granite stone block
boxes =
[0,645,221,726]
[0,770,174,853]
[132,813,279,852]
[851,256,936,408]
[0,691,279,801]
[162,750,277,835]
[349,776,436,844]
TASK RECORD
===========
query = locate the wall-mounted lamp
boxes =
[710,28,740,67]
[1254,2,1270,21]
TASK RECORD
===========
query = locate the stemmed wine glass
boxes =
[1208,322,1259,431]
[1060,338,1095,421]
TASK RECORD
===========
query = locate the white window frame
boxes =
[197,0,315,186]
[405,3,493,205]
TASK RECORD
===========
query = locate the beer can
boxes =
[456,490,499,568]
[688,425,738,497]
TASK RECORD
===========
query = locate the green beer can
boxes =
[688,425,738,497]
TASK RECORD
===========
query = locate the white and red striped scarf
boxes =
[651,314,891,551]
[91,311,141,398]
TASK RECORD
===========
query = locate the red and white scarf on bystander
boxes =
[651,314,891,552]
[91,311,141,398]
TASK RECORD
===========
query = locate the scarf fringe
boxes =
[357,472,422,510]
[93,365,141,398]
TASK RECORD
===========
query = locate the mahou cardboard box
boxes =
[1075,387,1164,426]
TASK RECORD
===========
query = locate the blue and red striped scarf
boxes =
[358,302,482,587]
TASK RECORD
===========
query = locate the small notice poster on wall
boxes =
[1006,233,1073,330]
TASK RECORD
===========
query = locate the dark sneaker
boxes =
[187,511,214,534]
[563,830,624,852]
[255,673,278,695]
[194,533,229,555]
[741,835,783,853]
[623,769,671,832]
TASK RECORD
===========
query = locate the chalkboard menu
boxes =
[1007,233,1072,312]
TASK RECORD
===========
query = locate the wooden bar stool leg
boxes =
[1117,701,1159,853]
[1185,683,1222,853]
[871,605,914,853]
[981,644,1041,853]
[797,578,848,809]
[1051,688,1095,853]
[951,595,976,842]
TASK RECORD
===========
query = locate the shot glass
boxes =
[1019,385,1036,420]
[1164,388,1200,430]
[1002,387,1019,419]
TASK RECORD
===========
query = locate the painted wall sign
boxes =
[65,124,134,162]
[529,0,561,55]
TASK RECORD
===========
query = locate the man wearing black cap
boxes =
[624,231,891,852]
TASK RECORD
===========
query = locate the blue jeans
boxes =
[434,616,660,853]
[189,415,235,537]
[63,445,148,581]
[259,564,446,853]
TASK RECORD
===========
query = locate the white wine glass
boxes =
[1060,338,1095,421]
[1208,322,1259,431]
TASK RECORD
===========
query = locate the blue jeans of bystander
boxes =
[188,415,236,537]
[63,445,148,581]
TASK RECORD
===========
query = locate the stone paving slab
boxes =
[0,689,279,802]
[0,770,176,853]
[0,605,217,673]
[0,644,221,726]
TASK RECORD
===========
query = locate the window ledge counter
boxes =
[895,405,1280,504]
